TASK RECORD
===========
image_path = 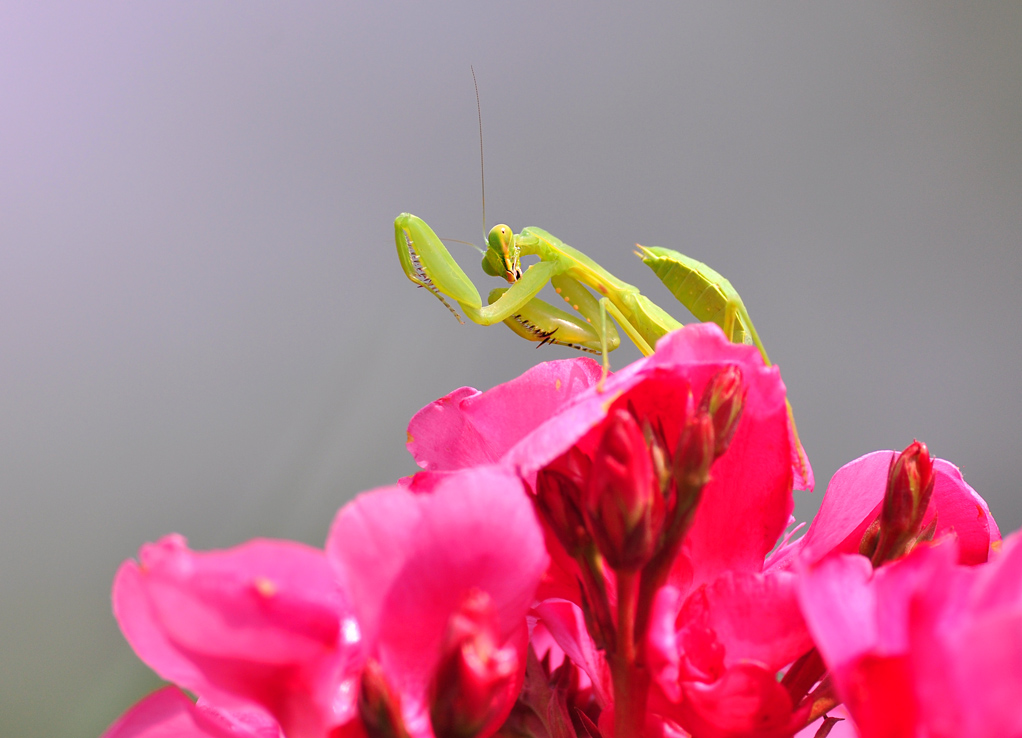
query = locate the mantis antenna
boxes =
[471,65,486,243]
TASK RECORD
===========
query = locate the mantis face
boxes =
[486,224,523,283]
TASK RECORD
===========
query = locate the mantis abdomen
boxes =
[637,245,762,357]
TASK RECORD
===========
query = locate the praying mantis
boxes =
[394,212,812,488]
[394,212,768,368]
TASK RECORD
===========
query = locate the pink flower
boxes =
[646,570,815,738]
[426,326,813,737]
[798,533,1022,738]
[112,536,362,738]
[767,450,1000,572]
[406,325,813,496]
[327,466,549,738]
[102,687,281,738]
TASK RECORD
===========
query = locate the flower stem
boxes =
[611,569,647,738]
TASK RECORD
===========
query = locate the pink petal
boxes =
[796,553,879,670]
[831,654,916,738]
[680,357,794,585]
[795,451,893,567]
[113,536,359,738]
[327,466,548,703]
[922,459,1000,565]
[908,532,1022,738]
[406,359,602,472]
[677,663,810,738]
[532,599,612,708]
[647,585,685,705]
[700,570,813,671]
[786,452,1000,569]
[798,542,972,738]
[102,687,281,738]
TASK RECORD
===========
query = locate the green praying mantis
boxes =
[394,212,768,367]
[394,212,811,487]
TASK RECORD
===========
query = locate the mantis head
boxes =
[483,224,523,283]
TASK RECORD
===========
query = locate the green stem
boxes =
[611,569,647,738]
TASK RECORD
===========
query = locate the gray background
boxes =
[2,3,1019,736]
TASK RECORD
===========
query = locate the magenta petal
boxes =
[113,536,359,738]
[796,553,878,670]
[681,361,794,584]
[701,571,812,671]
[102,687,280,738]
[646,586,685,705]
[327,466,548,703]
[406,359,602,472]
[796,451,892,567]
[532,599,612,708]
[678,663,809,738]
[922,458,1000,564]
[908,532,1022,738]
[833,654,916,738]
[789,451,1001,570]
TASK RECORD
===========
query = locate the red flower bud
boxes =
[359,660,409,738]
[429,590,520,738]
[667,410,716,539]
[673,412,716,495]
[585,408,664,570]
[873,440,936,565]
[534,447,591,555]
[699,366,745,459]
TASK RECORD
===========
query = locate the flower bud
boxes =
[669,411,716,534]
[429,589,519,738]
[873,440,936,565]
[359,660,409,738]
[642,417,674,498]
[534,447,591,555]
[699,366,745,459]
[673,411,715,494]
[585,408,664,569]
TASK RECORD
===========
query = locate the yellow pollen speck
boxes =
[406,431,414,444]
[991,539,1003,553]
[255,577,277,597]
[555,379,562,391]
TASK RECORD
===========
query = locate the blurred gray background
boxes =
[1,3,1019,736]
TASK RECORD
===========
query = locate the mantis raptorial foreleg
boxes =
[396,213,643,356]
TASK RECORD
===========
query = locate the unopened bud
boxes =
[585,408,664,569]
[534,448,591,555]
[430,590,519,738]
[700,366,745,458]
[674,412,715,493]
[359,660,409,738]
[873,440,936,565]
[667,411,716,536]
[642,418,674,497]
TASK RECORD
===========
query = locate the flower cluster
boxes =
[104,325,1014,738]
